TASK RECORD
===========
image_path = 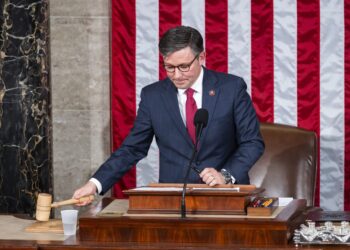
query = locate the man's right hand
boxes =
[72,181,97,206]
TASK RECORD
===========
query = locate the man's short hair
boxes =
[159,26,204,57]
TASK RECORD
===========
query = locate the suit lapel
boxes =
[200,68,220,149]
[160,78,193,147]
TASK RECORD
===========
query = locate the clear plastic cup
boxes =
[61,209,78,235]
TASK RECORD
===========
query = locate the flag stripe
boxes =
[182,0,205,44]
[296,0,321,206]
[135,0,160,187]
[320,0,345,210]
[344,0,350,211]
[205,0,228,73]
[158,0,182,80]
[111,0,137,198]
[251,0,274,122]
[228,0,252,94]
[273,0,297,126]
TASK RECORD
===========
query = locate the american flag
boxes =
[110,0,350,211]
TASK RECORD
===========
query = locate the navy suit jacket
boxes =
[93,68,264,194]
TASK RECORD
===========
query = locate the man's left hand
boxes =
[199,168,225,186]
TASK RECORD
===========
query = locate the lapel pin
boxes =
[209,90,215,96]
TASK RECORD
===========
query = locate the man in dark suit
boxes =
[73,26,264,203]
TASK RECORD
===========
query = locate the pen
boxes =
[192,166,201,174]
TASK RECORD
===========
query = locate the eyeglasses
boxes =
[163,54,199,73]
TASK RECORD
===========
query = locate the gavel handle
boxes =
[51,195,94,208]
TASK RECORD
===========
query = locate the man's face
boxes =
[163,47,205,89]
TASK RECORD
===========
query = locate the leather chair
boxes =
[249,122,317,206]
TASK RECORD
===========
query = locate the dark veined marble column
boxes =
[0,0,52,216]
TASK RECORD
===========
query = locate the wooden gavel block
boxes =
[35,193,94,221]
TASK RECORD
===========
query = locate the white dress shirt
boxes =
[177,68,203,125]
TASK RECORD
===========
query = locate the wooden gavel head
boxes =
[35,193,94,221]
[36,193,52,222]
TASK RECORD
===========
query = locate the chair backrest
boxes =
[249,122,317,206]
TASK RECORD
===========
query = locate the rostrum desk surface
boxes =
[0,198,349,250]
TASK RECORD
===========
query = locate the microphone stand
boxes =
[181,123,204,219]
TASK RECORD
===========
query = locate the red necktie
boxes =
[186,88,197,144]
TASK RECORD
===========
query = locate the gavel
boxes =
[35,193,94,221]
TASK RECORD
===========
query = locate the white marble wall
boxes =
[50,0,111,209]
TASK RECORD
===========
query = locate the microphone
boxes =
[181,108,209,218]
[194,108,209,141]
